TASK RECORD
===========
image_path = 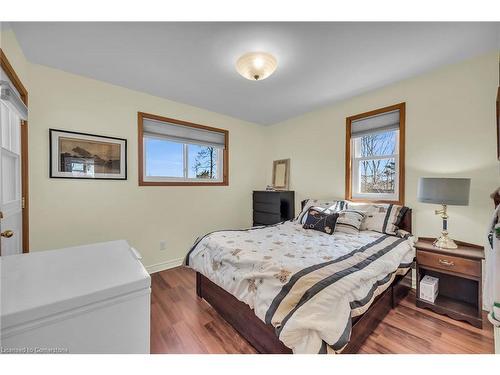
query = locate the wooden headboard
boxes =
[300,200,412,234]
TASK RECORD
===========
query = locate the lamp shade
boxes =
[417,177,470,206]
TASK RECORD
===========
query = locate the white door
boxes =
[0,97,23,256]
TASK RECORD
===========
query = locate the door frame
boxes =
[1,48,29,253]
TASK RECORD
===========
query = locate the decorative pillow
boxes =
[302,208,339,235]
[296,199,347,224]
[346,202,409,235]
[334,210,365,235]
[396,229,412,239]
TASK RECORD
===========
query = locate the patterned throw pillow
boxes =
[346,202,409,235]
[334,210,365,235]
[302,208,339,235]
[296,199,347,224]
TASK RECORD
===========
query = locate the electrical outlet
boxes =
[159,240,167,251]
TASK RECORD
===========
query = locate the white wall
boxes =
[265,51,500,247]
[3,26,499,269]
[1,29,267,270]
[0,27,29,85]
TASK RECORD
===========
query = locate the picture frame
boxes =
[49,129,127,180]
[272,159,290,190]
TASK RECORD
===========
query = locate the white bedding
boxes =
[186,221,415,354]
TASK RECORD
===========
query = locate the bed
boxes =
[186,201,414,354]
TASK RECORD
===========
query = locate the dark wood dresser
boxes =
[415,237,484,328]
[252,191,295,226]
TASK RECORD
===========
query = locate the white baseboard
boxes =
[146,257,184,274]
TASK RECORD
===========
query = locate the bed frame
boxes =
[195,204,413,354]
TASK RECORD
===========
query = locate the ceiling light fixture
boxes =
[236,52,277,81]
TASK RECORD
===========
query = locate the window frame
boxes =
[138,112,229,186]
[345,103,405,205]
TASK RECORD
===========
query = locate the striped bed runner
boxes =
[265,235,412,353]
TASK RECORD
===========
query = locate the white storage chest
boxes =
[1,240,151,354]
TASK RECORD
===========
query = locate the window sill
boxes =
[347,196,404,205]
[139,180,228,187]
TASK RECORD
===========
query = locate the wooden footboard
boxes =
[196,272,290,353]
[196,268,413,354]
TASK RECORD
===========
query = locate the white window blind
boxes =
[0,82,27,121]
[143,118,225,148]
[0,67,27,121]
[351,110,399,138]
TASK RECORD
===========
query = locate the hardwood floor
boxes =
[150,267,494,354]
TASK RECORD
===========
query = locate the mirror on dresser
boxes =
[272,159,290,190]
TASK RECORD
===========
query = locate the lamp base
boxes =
[433,233,458,249]
[433,205,458,249]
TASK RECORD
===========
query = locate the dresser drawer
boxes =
[253,212,281,225]
[253,192,279,204]
[253,201,280,214]
[417,250,480,278]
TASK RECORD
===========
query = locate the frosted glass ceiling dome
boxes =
[236,52,277,81]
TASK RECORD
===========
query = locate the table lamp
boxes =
[417,177,471,249]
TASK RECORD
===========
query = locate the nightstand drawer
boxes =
[417,250,480,278]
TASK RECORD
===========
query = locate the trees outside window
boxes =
[192,146,217,179]
[359,131,396,194]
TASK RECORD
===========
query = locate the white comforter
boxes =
[187,221,415,354]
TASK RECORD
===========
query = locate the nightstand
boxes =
[415,237,484,328]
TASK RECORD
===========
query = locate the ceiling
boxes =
[9,22,500,125]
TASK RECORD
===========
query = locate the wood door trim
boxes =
[138,111,229,186]
[496,86,499,160]
[345,102,406,206]
[1,48,29,253]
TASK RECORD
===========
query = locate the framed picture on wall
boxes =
[49,129,127,180]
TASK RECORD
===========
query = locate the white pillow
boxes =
[334,210,365,234]
[296,199,347,224]
[346,202,409,235]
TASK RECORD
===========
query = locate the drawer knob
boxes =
[438,259,454,267]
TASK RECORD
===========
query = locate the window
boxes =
[138,112,228,186]
[345,103,405,204]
